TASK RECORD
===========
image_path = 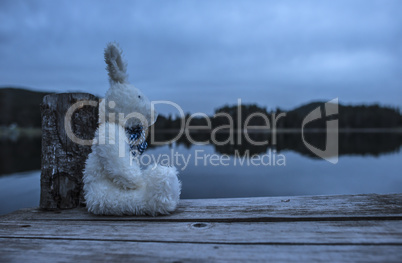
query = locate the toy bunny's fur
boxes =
[83,43,181,216]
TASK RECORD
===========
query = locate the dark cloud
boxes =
[0,0,401,114]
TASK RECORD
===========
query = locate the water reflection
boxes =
[0,137,41,175]
[0,132,401,215]
[150,131,402,157]
[1,131,401,175]
[145,144,402,199]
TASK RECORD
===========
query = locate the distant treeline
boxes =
[155,102,402,130]
[1,87,401,129]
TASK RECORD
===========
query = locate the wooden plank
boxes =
[0,220,401,245]
[0,238,401,263]
[1,193,401,262]
[2,194,401,222]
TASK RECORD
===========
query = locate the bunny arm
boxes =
[93,122,143,190]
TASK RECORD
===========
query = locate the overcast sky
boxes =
[0,0,401,115]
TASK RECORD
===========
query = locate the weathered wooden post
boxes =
[40,93,99,210]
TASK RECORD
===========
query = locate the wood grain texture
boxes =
[4,193,401,222]
[0,238,401,263]
[2,192,402,261]
[0,220,401,244]
[40,93,98,210]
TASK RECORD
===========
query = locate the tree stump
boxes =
[40,93,99,210]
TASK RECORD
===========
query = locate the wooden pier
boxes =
[1,193,402,262]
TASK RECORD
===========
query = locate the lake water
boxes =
[1,132,401,215]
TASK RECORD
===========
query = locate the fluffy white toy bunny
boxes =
[83,43,181,216]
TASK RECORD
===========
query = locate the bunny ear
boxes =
[104,42,128,83]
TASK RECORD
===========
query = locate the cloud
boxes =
[0,0,401,114]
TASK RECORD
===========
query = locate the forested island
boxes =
[154,102,402,131]
[1,87,401,130]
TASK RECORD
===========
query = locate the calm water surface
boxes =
[0,132,401,215]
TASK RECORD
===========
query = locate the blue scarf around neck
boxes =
[125,126,148,157]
